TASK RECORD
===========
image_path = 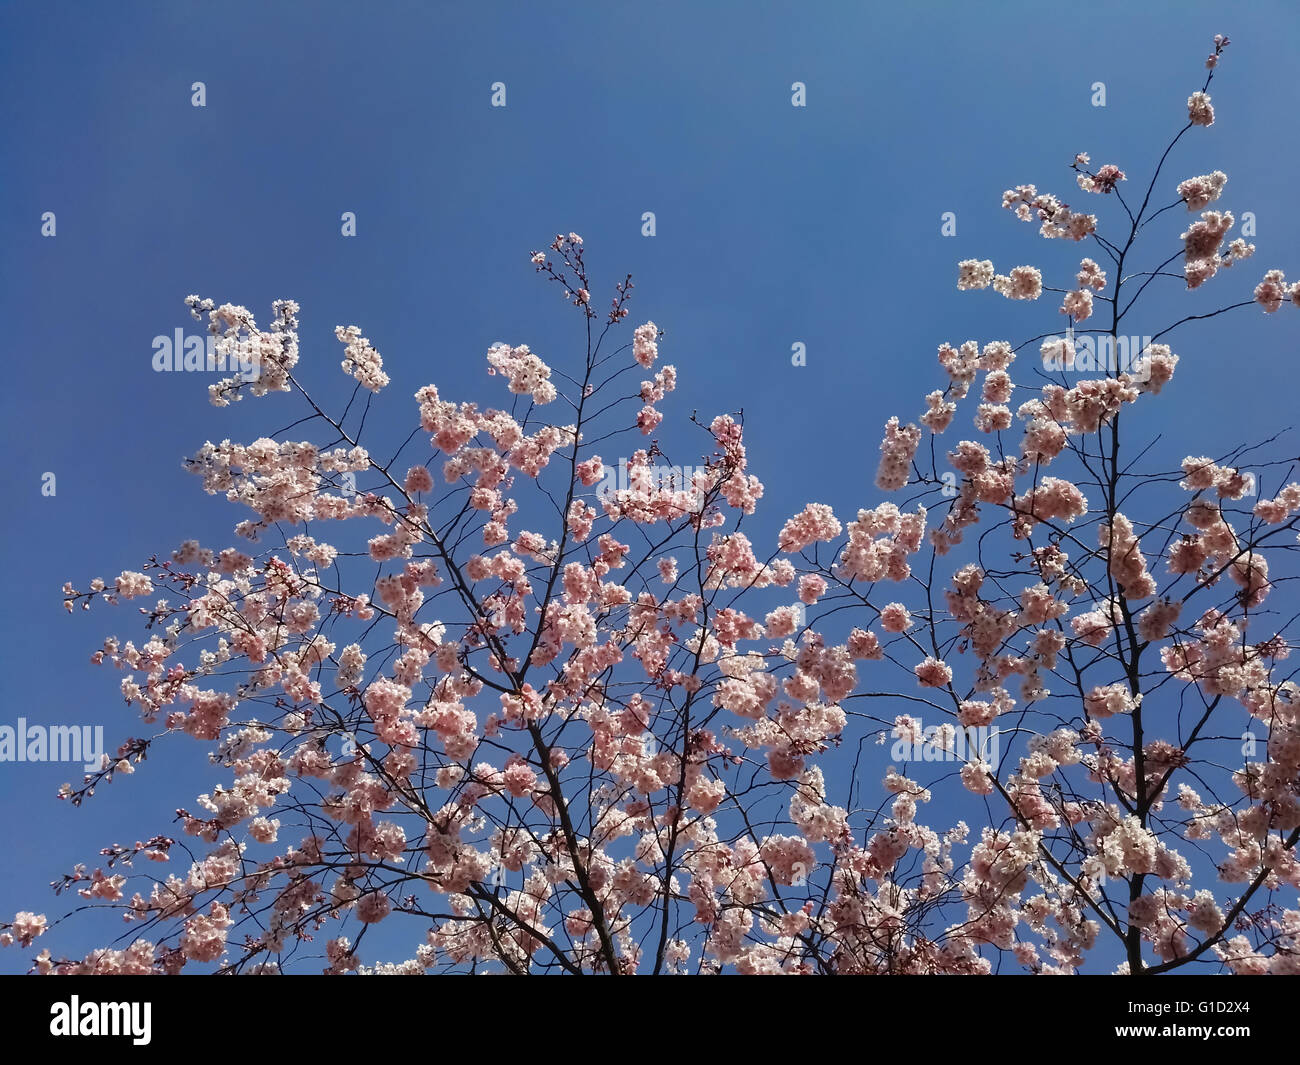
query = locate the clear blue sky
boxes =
[1,0,1297,972]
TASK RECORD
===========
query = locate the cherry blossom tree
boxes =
[5,34,1299,975]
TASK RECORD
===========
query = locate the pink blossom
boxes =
[880,602,912,633]
[633,322,659,368]
[9,912,46,947]
[914,656,953,688]
[797,574,827,605]
[1177,170,1227,209]
[336,325,390,392]
[1187,91,1214,126]
[1254,269,1289,312]
[875,417,921,491]
[957,259,995,290]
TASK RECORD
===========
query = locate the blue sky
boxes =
[1,0,1297,972]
